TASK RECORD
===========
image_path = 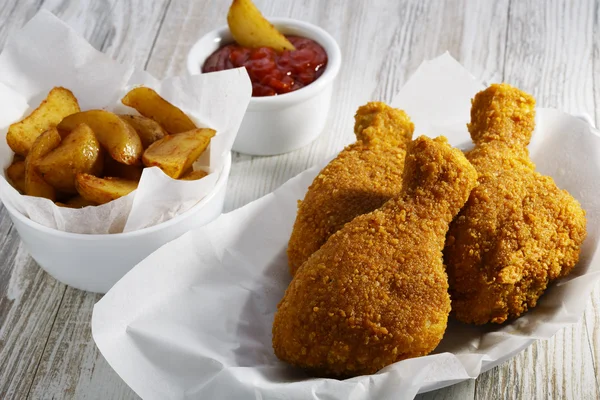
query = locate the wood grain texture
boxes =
[417,380,475,400]
[27,288,135,399]
[588,0,600,390]
[0,0,44,50]
[0,0,598,399]
[588,285,600,393]
[0,236,65,398]
[40,0,171,66]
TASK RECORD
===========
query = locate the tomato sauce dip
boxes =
[202,36,327,97]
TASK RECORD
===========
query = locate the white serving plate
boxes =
[91,54,600,399]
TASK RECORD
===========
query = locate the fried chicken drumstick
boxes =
[444,83,587,325]
[273,136,478,377]
[286,102,414,275]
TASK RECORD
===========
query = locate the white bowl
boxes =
[3,152,231,294]
[187,18,341,156]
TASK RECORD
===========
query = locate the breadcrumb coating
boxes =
[444,83,587,325]
[273,136,478,377]
[286,102,414,275]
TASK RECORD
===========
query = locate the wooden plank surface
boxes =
[0,0,598,399]
[588,0,600,389]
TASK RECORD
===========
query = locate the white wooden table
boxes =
[0,0,598,399]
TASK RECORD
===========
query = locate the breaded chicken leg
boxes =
[444,83,587,325]
[287,102,414,275]
[273,136,478,377]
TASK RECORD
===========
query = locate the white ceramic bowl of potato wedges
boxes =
[3,152,230,294]
[1,85,234,294]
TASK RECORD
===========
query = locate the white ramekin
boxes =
[3,152,231,294]
[186,18,341,156]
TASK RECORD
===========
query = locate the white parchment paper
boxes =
[92,53,600,399]
[0,11,251,233]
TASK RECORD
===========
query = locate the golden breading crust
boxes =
[286,102,414,275]
[444,83,587,325]
[273,136,478,377]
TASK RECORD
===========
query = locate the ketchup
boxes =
[202,36,327,97]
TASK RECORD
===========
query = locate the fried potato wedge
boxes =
[180,170,208,181]
[25,128,62,199]
[121,88,196,134]
[6,160,26,193]
[142,129,216,178]
[7,87,80,156]
[35,124,103,193]
[119,114,167,148]
[104,155,143,181]
[227,0,295,52]
[57,110,142,165]
[75,174,138,205]
[55,195,97,209]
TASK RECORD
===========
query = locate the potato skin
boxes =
[75,174,138,205]
[121,87,197,134]
[142,128,215,178]
[119,114,167,148]
[57,110,143,165]
[103,155,143,181]
[7,87,80,156]
[180,170,208,181]
[227,0,295,52]
[35,123,103,193]
[6,160,26,193]
[25,128,62,200]
[55,195,97,208]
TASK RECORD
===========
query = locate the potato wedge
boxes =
[7,87,80,156]
[121,87,197,134]
[57,110,142,165]
[104,155,143,181]
[6,160,26,193]
[56,196,97,209]
[75,174,138,205]
[25,128,62,200]
[227,0,295,52]
[119,114,167,148]
[35,124,103,193]
[180,170,208,181]
[142,129,216,178]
